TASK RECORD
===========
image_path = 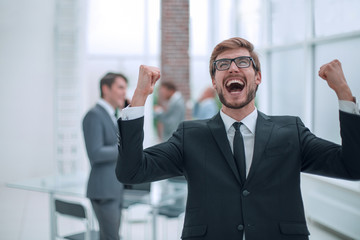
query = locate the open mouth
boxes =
[225,79,245,93]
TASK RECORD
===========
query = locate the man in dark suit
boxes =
[83,72,128,240]
[115,37,360,240]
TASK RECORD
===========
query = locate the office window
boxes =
[147,0,161,56]
[189,0,238,101]
[190,0,208,56]
[314,38,360,144]
[217,0,234,43]
[238,0,263,47]
[85,0,160,86]
[271,48,306,118]
[314,0,360,37]
[87,0,161,55]
[258,0,360,193]
[84,0,161,152]
[271,0,306,45]
[190,60,212,100]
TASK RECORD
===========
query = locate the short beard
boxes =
[217,84,257,109]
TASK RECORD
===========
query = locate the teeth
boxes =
[226,79,244,87]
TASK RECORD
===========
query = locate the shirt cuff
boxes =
[120,106,145,120]
[339,97,359,115]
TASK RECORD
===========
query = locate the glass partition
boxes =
[271,48,306,119]
[314,0,360,37]
[314,38,360,143]
[271,0,306,45]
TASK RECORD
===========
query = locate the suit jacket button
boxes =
[237,224,244,231]
[242,190,250,196]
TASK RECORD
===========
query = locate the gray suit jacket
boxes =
[116,111,360,240]
[155,92,185,141]
[83,103,123,200]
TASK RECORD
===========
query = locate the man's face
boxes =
[159,86,172,101]
[105,77,127,109]
[212,48,261,110]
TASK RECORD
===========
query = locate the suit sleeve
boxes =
[115,117,184,184]
[300,111,360,180]
[83,111,118,165]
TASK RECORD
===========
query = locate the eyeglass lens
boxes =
[215,57,251,71]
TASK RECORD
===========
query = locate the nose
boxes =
[228,60,239,72]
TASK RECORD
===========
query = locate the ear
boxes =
[211,77,216,88]
[102,85,110,98]
[255,71,262,86]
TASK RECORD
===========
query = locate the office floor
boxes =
[0,184,353,240]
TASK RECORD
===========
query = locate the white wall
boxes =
[0,0,56,183]
[0,1,56,238]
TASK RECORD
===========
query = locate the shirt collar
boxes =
[220,108,258,134]
[169,91,182,104]
[97,98,115,118]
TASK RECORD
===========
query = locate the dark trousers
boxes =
[91,199,122,240]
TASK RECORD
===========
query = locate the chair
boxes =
[158,177,186,216]
[123,182,151,208]
[122,183,152,239]
[54,198,99,240]
[157,177,187,239]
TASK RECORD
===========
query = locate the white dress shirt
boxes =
[339,99,360,114]
[220,109,257,177]
[97,98,117,125]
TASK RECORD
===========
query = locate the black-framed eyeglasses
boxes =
[213,56,257,72]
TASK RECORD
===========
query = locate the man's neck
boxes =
[167,91,176,100]
[221,102,255,122]
[102,97,116,110]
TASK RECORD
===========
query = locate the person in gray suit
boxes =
[83,72,128,240]
[154,81,185,141]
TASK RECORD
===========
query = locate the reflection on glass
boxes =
[314,0,360,37]
[314,38,360,143]
[271,48,305,118]
[271,0,306,45]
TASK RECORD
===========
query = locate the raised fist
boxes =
[131,65,161,106]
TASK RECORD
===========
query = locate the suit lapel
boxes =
[245,111,274,185]
[208,113,242,185]
[96,104,118,132]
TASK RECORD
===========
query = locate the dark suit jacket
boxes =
[83,103,123,200]
[116,110,360,240]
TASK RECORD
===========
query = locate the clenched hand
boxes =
[131,65,161,107]
[318,60,354,102]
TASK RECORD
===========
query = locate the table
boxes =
[6,172,89,240]
[6,172,187,240]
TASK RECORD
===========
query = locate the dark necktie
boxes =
[114,108,119,119]
[233,122,246,184]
